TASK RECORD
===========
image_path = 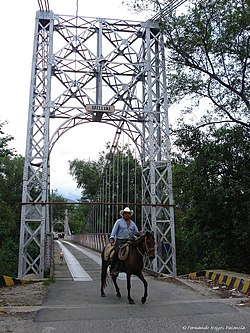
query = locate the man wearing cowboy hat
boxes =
[109,207,139,275]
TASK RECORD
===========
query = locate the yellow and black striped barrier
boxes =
[186,271,206,279]
[183,270,250,294]
[205,270,250,294]
[0,275,29,287]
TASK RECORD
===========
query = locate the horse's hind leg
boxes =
[111,274,121,298]
[100,260,109,297]
[136,271,148,304]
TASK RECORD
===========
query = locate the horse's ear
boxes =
[145,230,154,238]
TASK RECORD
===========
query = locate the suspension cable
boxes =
[112,153,115,224]
[37,0,50,11]
[134,145,137,218]
[121,133,124,205]
[149,0,188,21]
[116,148,119,216]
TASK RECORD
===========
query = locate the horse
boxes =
[100,231,155,304]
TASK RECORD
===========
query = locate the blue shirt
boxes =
[110,218,139,240]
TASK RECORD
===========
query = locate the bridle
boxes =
[136,234,155,258]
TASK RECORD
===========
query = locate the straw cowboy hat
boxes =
[120,207,134,217]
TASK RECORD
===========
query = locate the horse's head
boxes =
[144,231,155,260]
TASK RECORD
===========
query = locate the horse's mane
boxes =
[130,232,151,247]
[130,235,142,247]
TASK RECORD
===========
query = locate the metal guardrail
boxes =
[65,233,110,252]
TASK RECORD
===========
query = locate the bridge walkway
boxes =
[31,239,250,333]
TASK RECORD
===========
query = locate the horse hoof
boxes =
[116,292,121,298]
[141,297,146,304]
[129,299,135,304]
[101,292,106,297]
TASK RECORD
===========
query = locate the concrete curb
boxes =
[181,270,250,294]
[0,305,42,313]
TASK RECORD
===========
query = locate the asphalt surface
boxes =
[27,240,250,332]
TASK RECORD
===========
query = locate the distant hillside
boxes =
[59,192,80,203]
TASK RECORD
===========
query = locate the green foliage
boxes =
[122,0,161,12]
[68,204,88,234]
[173,125,250,274]
[43,276,55,285]
[0,122,24,276]
[0,156,24,208]
[50,190,69,232]
[0,121,15,157]
[69,159,103,201]
[0,238,19,277]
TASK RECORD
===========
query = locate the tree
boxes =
[69,159,103,201]
[125,0,250,128]
[50,190,69,233]
[68,205,88,234]
[173,125,250,274]
[0,122,24,276]
[49,190,87,234]
[69,144,142,232]
[0,121,15,157]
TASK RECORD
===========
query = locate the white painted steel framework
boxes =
[18,10,176,278]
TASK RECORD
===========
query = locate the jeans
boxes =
[110,239,126,273]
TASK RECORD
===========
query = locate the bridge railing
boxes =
[65,233,110,252]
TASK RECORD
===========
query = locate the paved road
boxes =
[33,240,249,333]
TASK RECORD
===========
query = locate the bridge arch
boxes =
[49,112,144,156]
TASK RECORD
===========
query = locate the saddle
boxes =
[105,236,138,262]
[103,243,115,261]
[104,242,130,261]
[118,234,141,260]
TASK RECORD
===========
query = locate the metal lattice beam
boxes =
[18,11,176,278]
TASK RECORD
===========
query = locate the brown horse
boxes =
[100,231,155,304]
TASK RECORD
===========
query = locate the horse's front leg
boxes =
[111,274,121,298]
[126,273,134,304]
[136,271,148,304]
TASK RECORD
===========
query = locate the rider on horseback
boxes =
[109,207,139,275]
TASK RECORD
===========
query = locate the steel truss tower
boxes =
[18,10,176,278]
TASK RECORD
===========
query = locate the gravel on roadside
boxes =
[0,282,48,333]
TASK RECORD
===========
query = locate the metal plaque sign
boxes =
[86,104,115,113]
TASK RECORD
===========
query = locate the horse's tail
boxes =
[101,246,109,290]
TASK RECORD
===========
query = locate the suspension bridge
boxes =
[17,0,188,280]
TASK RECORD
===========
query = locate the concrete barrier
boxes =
[0,275,29,287]
[181,270,250,294]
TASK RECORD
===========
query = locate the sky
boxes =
[0,1,191,201]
